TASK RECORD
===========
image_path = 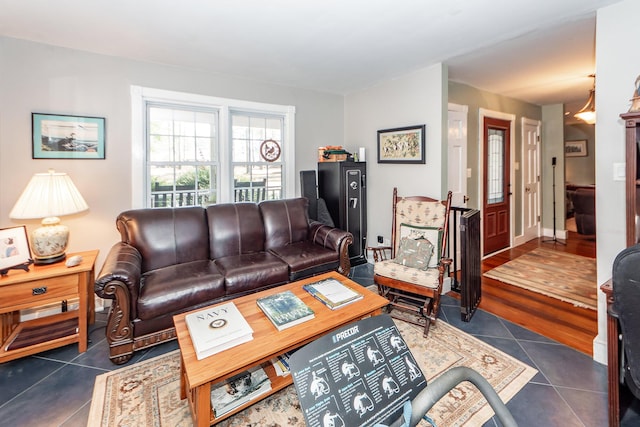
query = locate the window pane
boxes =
[147,103,218,208]
[173,110,196,136]
[196,137,212,161]
[487,130,504,205]
[231,112,285,202]
[232,138,249,162]
[265,118,282,140]
[149,135,172,162]
[149,107,173,135]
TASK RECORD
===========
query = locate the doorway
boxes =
[448,103,469,268]
[482,116,511,255]
[521,118,541,243]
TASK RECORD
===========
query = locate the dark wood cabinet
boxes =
[621,111,640,246]
[317,162,367,265]
[603,111,640,427]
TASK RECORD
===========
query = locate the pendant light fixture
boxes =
[574,74,596,125]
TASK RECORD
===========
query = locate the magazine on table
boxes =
[185,301,254,360]
[256,290,314,331]
[210,365,272,417]
[303,278,363,310]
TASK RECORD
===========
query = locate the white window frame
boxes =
[131,86,296,208]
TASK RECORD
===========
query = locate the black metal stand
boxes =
[0,259,34,276]
[542,162,566,245]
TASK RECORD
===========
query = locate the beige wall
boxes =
[448,82,542,236]
[0,37,345,279]
[344,64,447,248]
[592,0,640,363]
[564,123,596,186]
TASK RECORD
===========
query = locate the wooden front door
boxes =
[483,117,511,255]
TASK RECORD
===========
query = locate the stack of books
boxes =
[303,278,363,310]
[256,290,314,331]
[210,366,272,417]
[270,352,293,377]
[185,301,254,360]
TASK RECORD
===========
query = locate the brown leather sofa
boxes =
[94,197,353,364]
[570,188,596,235]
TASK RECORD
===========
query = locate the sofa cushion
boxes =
[117,207,209,273]
[215,252,289,295]
[269,241,339,280]
[207,203,266,259]
[260,198,310,250]
[137,260,225,320]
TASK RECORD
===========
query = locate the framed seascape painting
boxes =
[32,113,106,159]
[0,226,32,273]
[377,125,426,164]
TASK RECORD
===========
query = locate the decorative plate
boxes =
[260,139,281,162]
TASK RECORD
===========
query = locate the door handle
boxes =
[463,195,470,203]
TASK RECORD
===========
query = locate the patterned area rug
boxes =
[88,319,536,427]
[483,247,597,310]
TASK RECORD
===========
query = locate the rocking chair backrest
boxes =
[390,188,452,262]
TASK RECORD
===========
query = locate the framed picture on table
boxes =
[0,226,33,274]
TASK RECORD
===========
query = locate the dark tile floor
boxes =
[0,263,637,426]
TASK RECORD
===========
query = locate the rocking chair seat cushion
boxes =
[374,259,440,289]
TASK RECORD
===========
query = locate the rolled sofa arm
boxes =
[309,221,354,276]
[94,243,143,364]
[95,243,142,302]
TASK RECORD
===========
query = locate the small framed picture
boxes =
[0,226,32,272]
[32,113,106,159]
[565,140,587,157]
[377,125,426,164]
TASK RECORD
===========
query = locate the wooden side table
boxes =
[0,250,98,363]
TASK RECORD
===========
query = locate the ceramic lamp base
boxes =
[30,217,69,264]
[34,253,66,265]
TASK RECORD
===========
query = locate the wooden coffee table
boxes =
[174,271,388,426]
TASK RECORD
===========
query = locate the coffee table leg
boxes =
[194,383,212,427]
[180,356,187,400]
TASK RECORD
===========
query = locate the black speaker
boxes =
[552,157,557,166]
[300,170,318,221]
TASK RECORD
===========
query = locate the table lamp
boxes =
[9,169,88,264]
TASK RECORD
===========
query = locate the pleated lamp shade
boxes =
[10,170,88,264]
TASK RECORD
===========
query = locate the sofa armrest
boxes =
[94,242,143,365]
[309,221,353,275]
[95,243,142,311]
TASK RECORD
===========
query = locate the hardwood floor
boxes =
[463,230,597,356]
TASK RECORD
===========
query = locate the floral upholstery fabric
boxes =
[394,199,446,252]
[374,259,440,289]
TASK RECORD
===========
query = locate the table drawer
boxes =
[0,275,78,311]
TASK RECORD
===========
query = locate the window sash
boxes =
[131,86,296,209]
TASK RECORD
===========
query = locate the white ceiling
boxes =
[0,0,622,116]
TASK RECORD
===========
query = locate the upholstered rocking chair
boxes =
[374,188,452,337]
